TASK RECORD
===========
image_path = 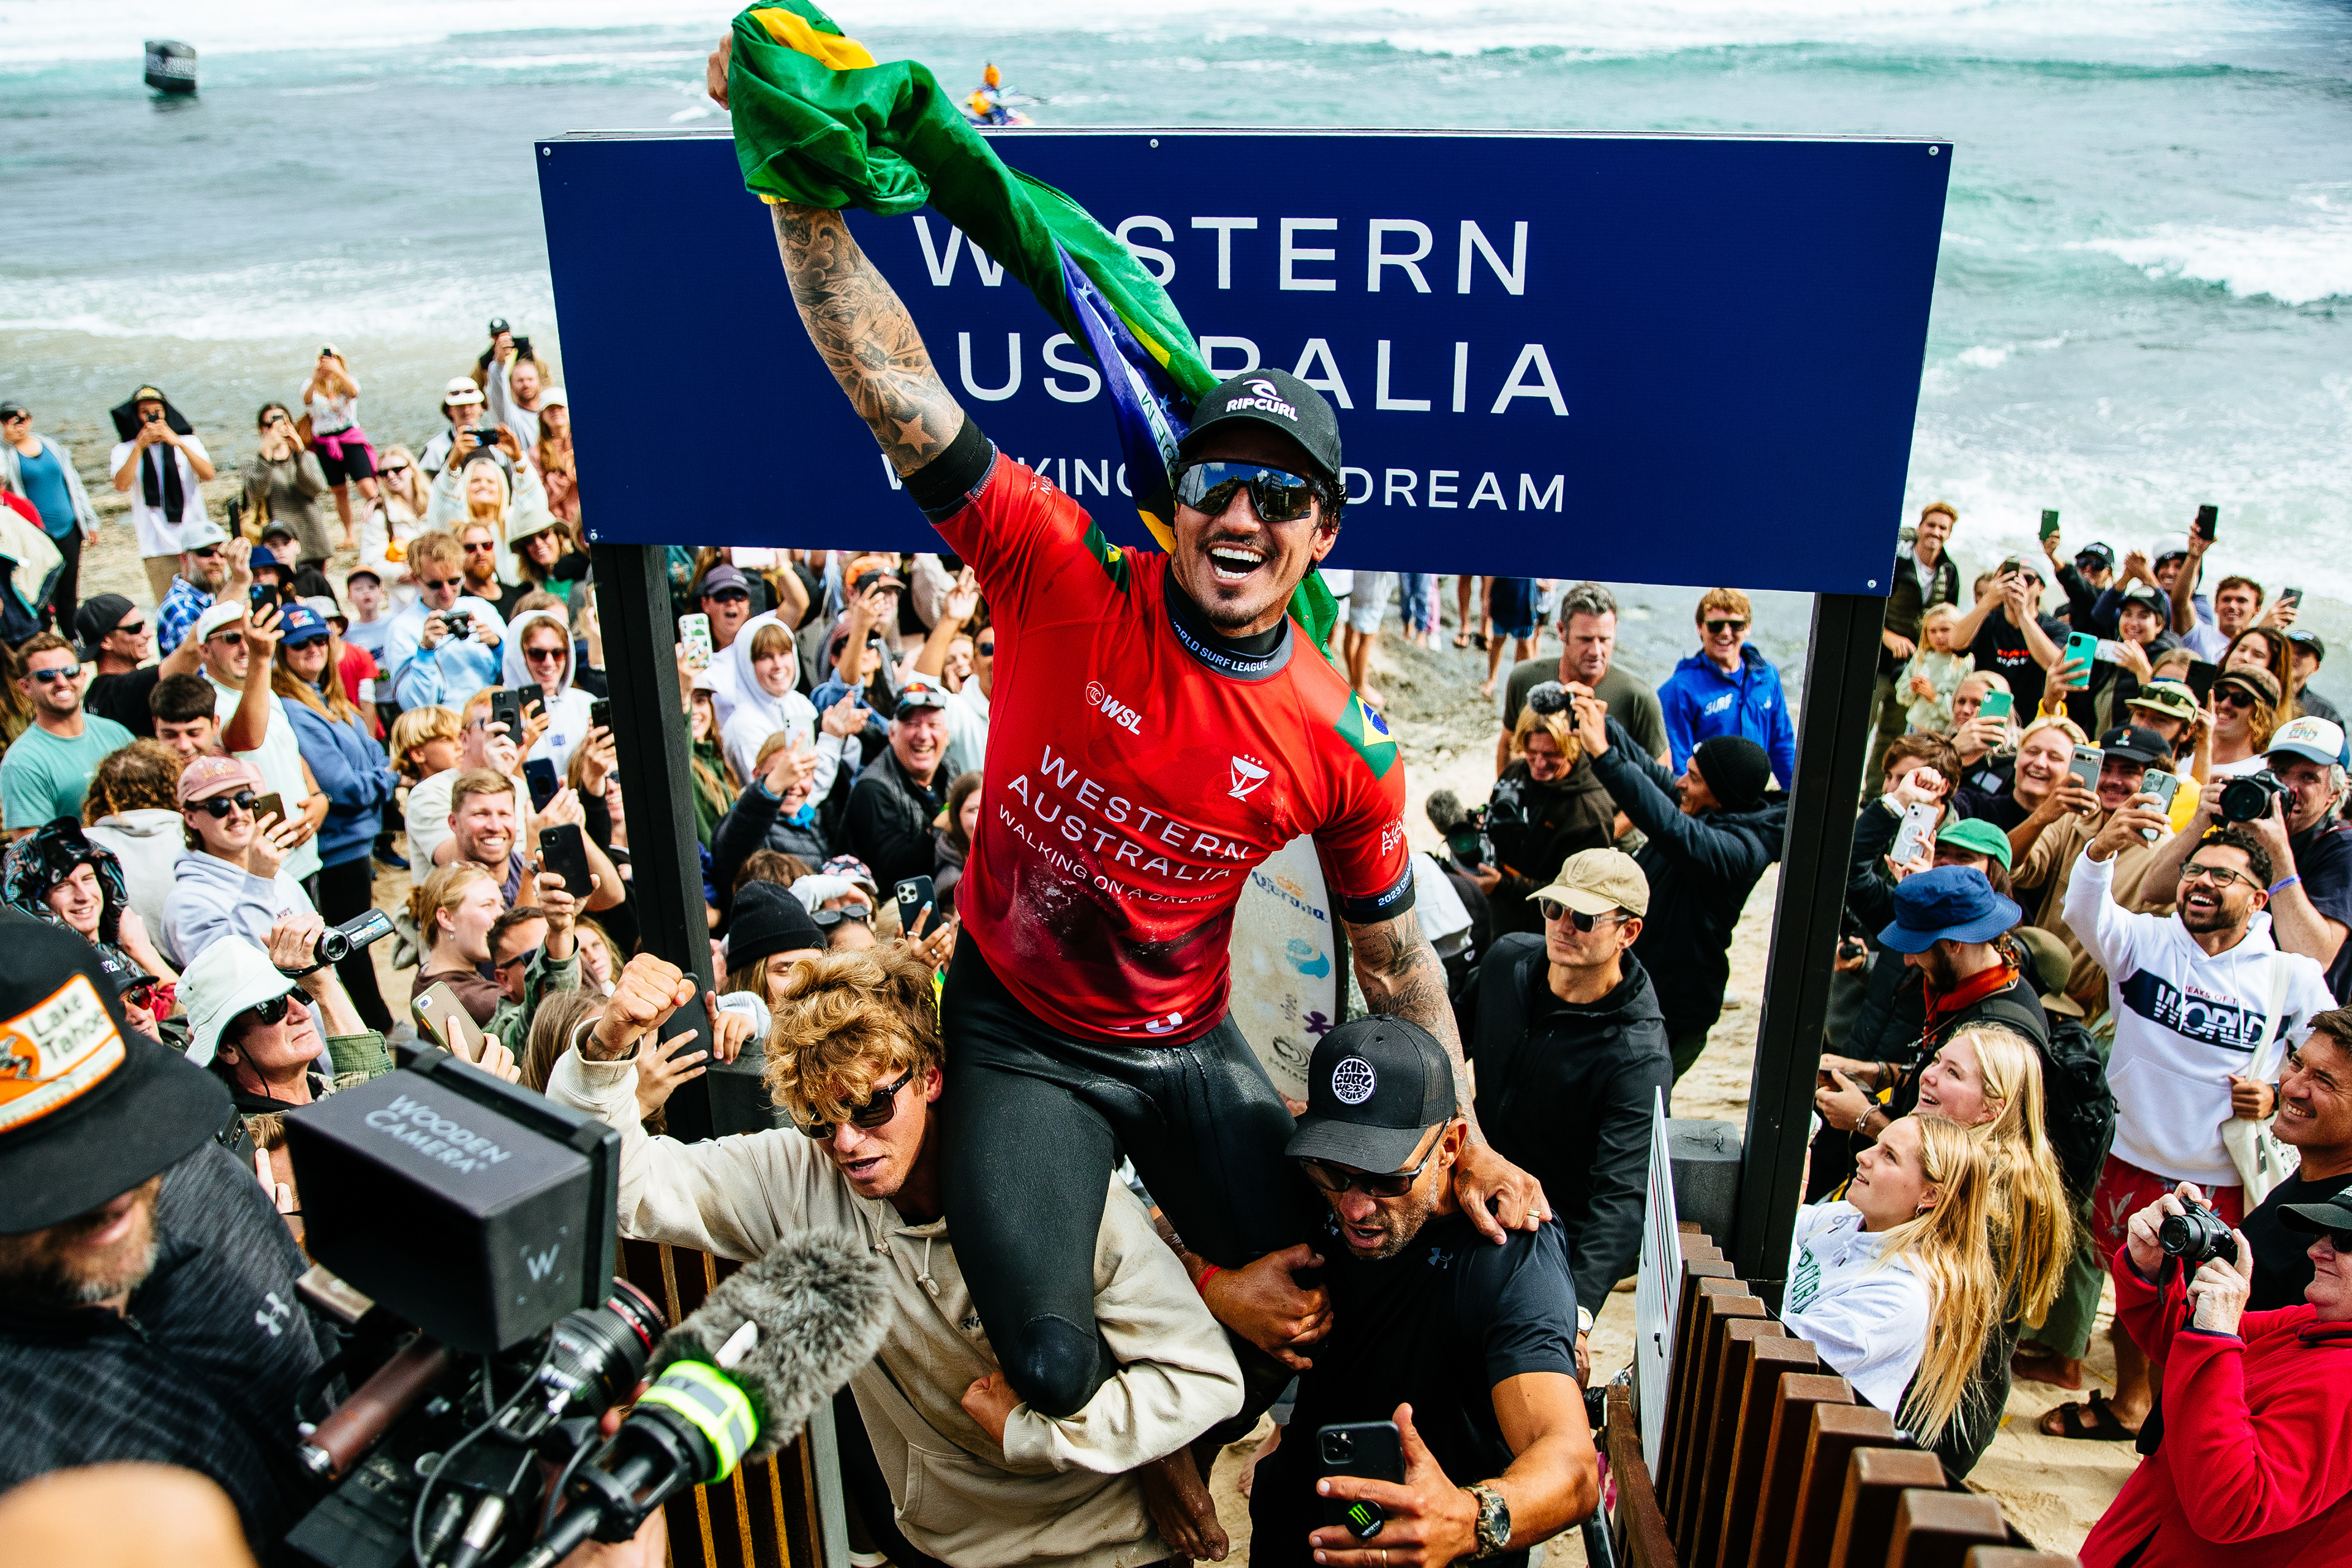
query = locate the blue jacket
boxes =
[1658,644,1797,788]
[284,698,401,868]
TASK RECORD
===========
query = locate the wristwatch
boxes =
[1463,1483,1510,1559]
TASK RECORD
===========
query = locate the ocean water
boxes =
[3,0,2348,674]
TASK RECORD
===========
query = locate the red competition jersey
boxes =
[932,451,1414,1044]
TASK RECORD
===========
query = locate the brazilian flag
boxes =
[725,2,1338,648]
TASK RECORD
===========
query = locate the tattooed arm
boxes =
[1346,910,1552,1243]
[771,202,967,476]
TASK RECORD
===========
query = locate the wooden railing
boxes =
[1600,1230,2078,1568]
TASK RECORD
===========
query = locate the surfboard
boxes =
[1227,834,1341,1102]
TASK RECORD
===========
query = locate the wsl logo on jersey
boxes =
[1085,681,1144,735]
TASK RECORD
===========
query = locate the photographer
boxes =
[1466,682,1615,936]
[182,912,398,1115]
[239,404,333,571]
[106,385,217,606]
[0,915,330,1550]
[384,532,507,709]
[2139,715,2352,1003]
[2076,1182,2352,1567]
[545,946,1247,1568]
[2042,812,2334,1441]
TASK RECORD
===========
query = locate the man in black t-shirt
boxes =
[74,594,199,739]
[1251,1018,1597,1568]
[2243,1022,2352,1310]
[1948,557,2067,717]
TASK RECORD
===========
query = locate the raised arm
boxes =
[771,203,967,477]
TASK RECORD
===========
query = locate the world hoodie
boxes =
[2066,848,2334,1186]
[718,610,851,799]
[500,606,595,775]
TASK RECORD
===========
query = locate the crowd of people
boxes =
[2,164,2348,1566]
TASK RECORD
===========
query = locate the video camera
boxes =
[278,1042,891,1567]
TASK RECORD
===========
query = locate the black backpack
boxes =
[2037,1014,2116,1202]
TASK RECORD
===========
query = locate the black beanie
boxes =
[1691,736,1773,812]
[727,881,825,972]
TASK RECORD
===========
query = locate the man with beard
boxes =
[0,914,328,1550]
[153,522,249,657]
[1246,1019,1597,1568]
[2038,816,2334,1440]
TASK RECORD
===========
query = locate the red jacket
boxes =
[2082,1243,2352,1566]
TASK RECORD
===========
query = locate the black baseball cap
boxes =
[72,593,141,660]
[2098,724,2173,766]
[488,317,510,336]
[1286,1016,1457,1172]
[0,913,231,1234]
[2075,542,2116,571]
[2290,628,2326,665]
[1180,369,1343,486]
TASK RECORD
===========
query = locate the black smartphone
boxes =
[470,426,504,448]
[249,583,281,612]
[524,757,560,815]
[1317,1422,1406,1540]
[538,822,593,901]
[894,876,937,938]
[489,687,526,739]
[589,698,611,731]
[2185,659,2220,704]
[512,336,533,358]
[2194,504,2218,542]
[2281,587,2304,611]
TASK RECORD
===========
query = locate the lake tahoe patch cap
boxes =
[1180,369,1343,485]
[0,913,230,1234]
[1878,864,2021,953]
[1286,1015,1457,1173]
[1532,847,1650,918]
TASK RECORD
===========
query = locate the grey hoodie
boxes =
[160,848,315,971]
[86,808,186,943]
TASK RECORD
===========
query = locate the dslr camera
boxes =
[2220,769,2288,824]
[277,1044,652,1567]
[2158,1199,2239,1267]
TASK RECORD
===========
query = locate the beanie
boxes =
[726,880,826,972]
[1692,736,1772,812]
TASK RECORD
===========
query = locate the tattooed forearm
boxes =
[1346,911,1487,1143]
[771,202,965,475]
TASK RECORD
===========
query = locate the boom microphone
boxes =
[513,1231,889,1567]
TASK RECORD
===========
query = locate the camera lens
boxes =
[317,930,351,965]
[1322,1431,1353,1463]
[540,1278,665,1419]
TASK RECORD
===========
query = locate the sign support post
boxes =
[1732,590,1883,1303]
[589,541,722,1140]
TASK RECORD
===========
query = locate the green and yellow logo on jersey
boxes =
[1333,693,1397,780]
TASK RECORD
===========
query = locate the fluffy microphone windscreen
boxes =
[1425,788,1464,833]
[648,1229,890,1461]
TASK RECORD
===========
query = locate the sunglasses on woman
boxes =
[192,791,257,818]
[1174,461,1330,525]
[380,462,410,476]
[1537,900,1629,932]
[1297,1140,1439,1199]
[793,1068,914,1139]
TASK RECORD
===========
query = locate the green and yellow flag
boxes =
[726,1,1337,646]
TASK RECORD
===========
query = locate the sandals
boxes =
[2038,1391,2136,1441]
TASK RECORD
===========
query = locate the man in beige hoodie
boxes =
[546,943,1243,1568]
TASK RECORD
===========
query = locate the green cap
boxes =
[1937,816,2014,872]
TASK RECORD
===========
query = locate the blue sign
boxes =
[538,129,1948,595]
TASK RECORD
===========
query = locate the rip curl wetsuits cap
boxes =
[1286,1014,1457,1173]
[1180,369,1343,484]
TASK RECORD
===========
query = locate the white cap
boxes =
[2269,715,2349,769]
[181,937,298,1069]
[442,375,486,407]
[193,600,245,646]
[538,385,568,409]
[176,519,229,552]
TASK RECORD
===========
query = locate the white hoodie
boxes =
[86,808,187,945]
[1782,1200,1929,1421]
[717,611,851,799]
[500,606,595,777]
[2066,848,2333,1185]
